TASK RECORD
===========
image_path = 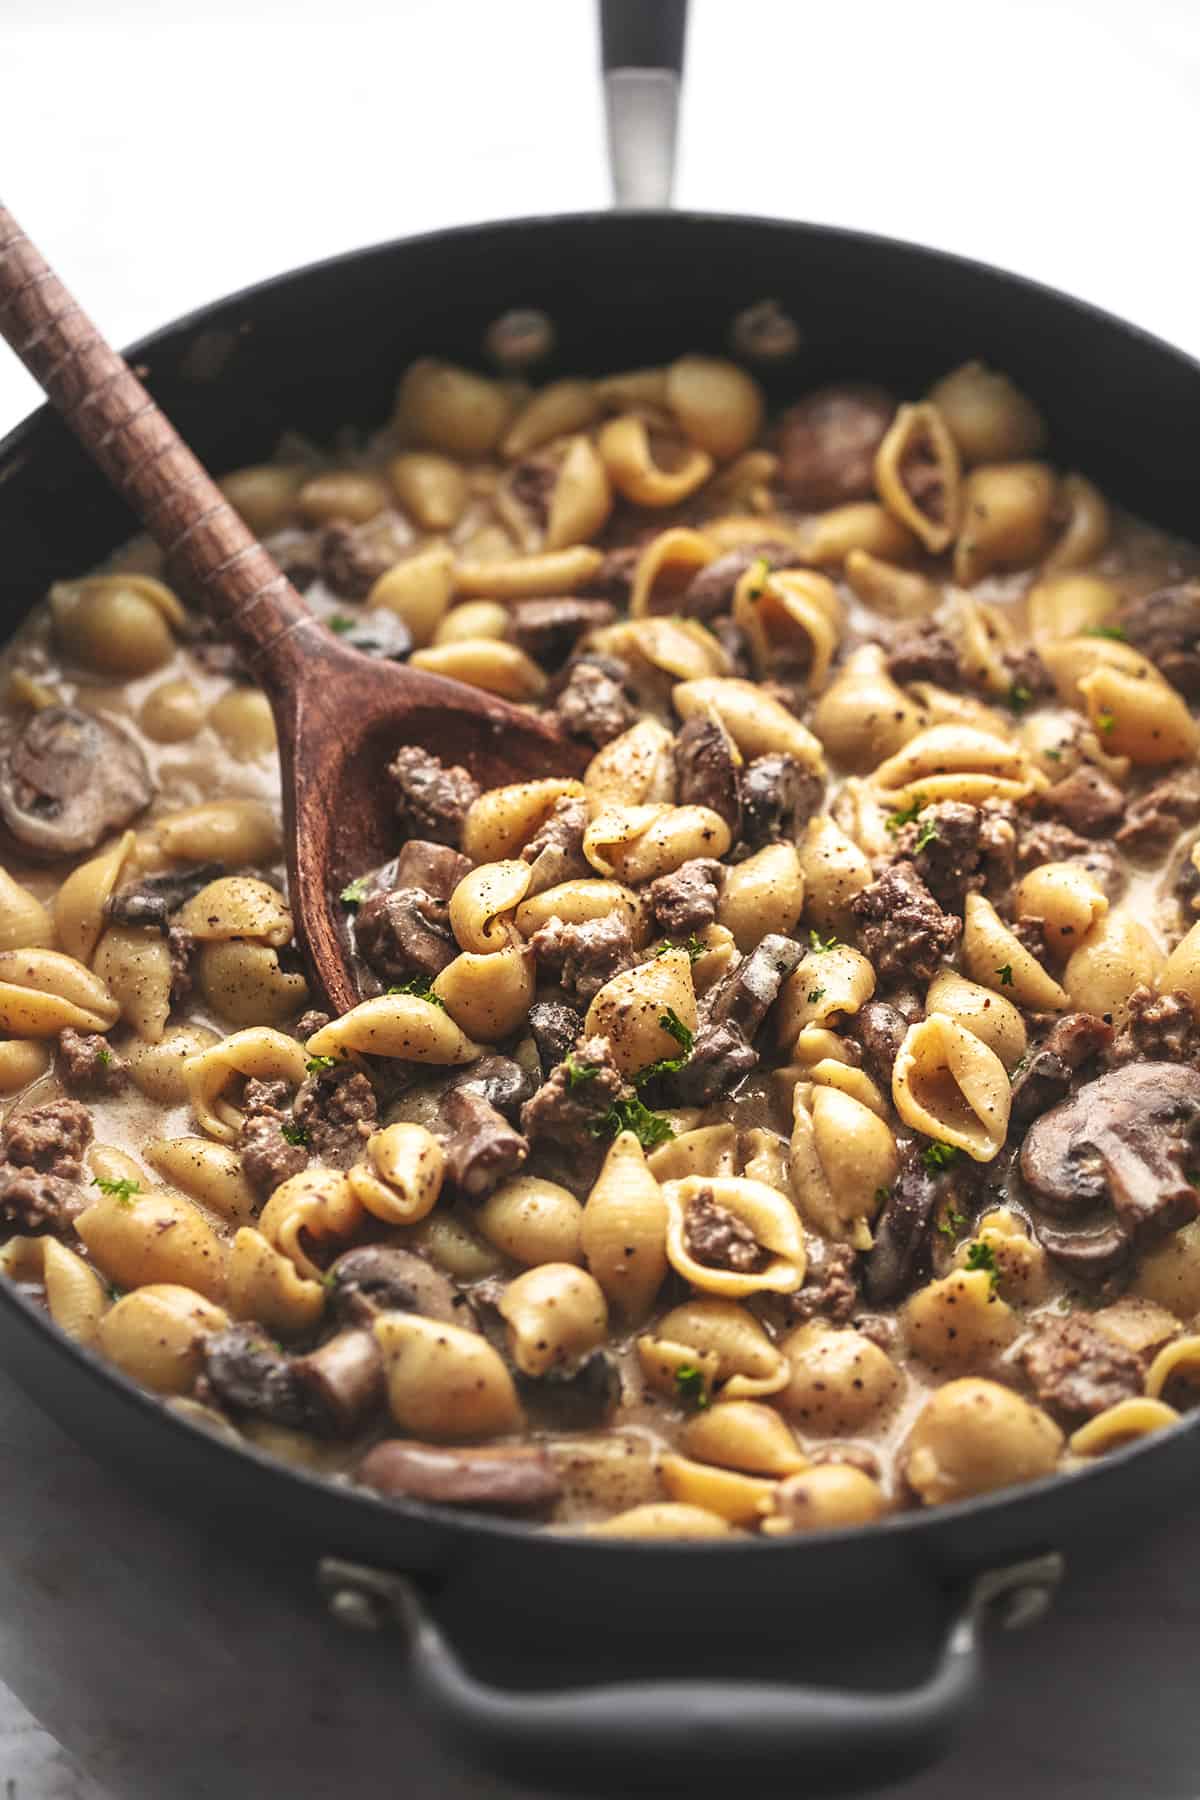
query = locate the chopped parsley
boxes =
[387,975,447,1011]
[996,963,1014,986]
[808,928,840,954]
[588,1095,676,1149]
[913,818,940,853]
[808,986,826,1004]
[95,1046,112,1068]
[1096,709,1116,735]
[632,1009,695,1088]
[1045,747,1063,762]
[886,794,925,835]
[745,557,771,602]
[874,1185,892,1209]
[339,876,369,907]
[280,1121,309,1146]
[1083,624,1128,642]
[1007,681,1034,715]
[328,614,357,635]
[564,1054,599,1089]
[91,1176,139,1206]
[1009,1053,1030,1083]
[936,1205,966,1242]
[964,1238,999,1289]
[656,934,705,963]
[305,1054,339,1075]
[658,1008,694,1055]
[674,1364,710,1409]
[920,1140,961,1173]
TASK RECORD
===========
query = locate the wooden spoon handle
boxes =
[0,201,315,681]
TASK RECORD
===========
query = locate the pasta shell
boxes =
[629,527,718,618]
[1068,1398,1178,1457]
[662,1175,807,1297]
[580,1131,669,1323]
[892,1012,1012,1162]
[789,1083,897,1245]
[655,1297,789,1398]
[53,830,136,964]
[874,402,963,553]
[681,1400,807,1475]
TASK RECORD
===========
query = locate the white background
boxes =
[4,0,1200,437]
[2,1,1200,1794]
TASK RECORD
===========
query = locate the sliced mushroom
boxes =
[201,1324,308,1427]
[1021,1063,1200,1245]
[527,1001,584,1074]
[673,714,742,836]
[863,1147,940,1305]
[106,861,227,933]
[291,1330,385,1434]
[708,933,805,1041]
[448,1054,538,1120]
[441,1087,529,1199]
[327,1245,465,1327]
[1033,1220,1132,1283]
[1008,1012,1113,1130]
[358,1439,561,1510]
[0,706,154,857]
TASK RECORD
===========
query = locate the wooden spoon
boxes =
[0,204,587,1015]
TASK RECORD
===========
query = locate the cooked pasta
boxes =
[1,342,1198,1540]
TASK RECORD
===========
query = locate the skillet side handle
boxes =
[599,0,687,208]
[320,1552,1061,1789]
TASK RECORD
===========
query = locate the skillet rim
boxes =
[0,205,1198,1561]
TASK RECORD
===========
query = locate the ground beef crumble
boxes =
[850,861,961,985]
[886,623,959,688]
[293,1067,378,1170]
[1,1099,92,1180]
[1040,764,1125,837]
[520,1036,627,1150]
[683,1192,768,1273]
[1107,986,1200,1067]
[550,658,637,747]
[530,912,637,1006]
[1019,1313,1145,1424]
[387,745,479,846]
[1116,771,1200,859]
[782,1239,860,1325]
[892,801,981,910]
[238,1112,309,1197]
[0,1099,94,1232]
[57,1029,126,1095]
[649,858,724,939]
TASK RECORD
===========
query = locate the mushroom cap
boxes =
[202,1324,307,1427]
[1021,1062,1200,1244]
[327,1245,465,1328]
[0,706,153,858]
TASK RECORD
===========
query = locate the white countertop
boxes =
[2,1,1200,1793]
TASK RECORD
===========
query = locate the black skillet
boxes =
[0,3,1198,1791]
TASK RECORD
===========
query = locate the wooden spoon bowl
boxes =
[281,644,583,1013]
[0,204,585,1014]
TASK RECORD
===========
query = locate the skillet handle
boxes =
[599,0,687,208]
[320,1552,1061,1788]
